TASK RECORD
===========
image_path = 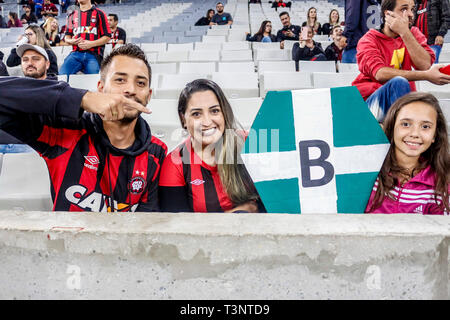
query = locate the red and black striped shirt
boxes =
[159,138,234,212]
[0,77,167,212]
[65,5,111,57]
[415,0,428,39]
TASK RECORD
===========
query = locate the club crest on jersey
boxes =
[84,155,99,171]
[128,176,146,194]
[190,179,205,186]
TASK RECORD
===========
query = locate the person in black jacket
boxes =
[276,11,301,49]
[292,26,326,71]
[195,9,214,26]
[245,20,277,42]
[0,52,8,76]
[6,24,58,77]
[324,25,347,63]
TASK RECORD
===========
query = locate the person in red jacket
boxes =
[365,92,449,214]
[352,0,450,122]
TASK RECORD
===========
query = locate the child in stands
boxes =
[366,92,449,214]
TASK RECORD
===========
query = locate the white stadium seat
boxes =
[260,72,313,97]
[179,62,216,74]
[298,60,337,73]
[218,61,255,73]
[312,72,359,88]
[211,72,259,99]
[68,74,100,91]
[154,73,209,99]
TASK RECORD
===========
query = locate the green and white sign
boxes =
[241,86,390,214]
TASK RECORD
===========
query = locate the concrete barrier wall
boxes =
[0,210,449,299]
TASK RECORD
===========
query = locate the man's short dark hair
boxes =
[381,0,397,24]
[100,44,152,86]
[279,11,289,18]
[108,13,118,22]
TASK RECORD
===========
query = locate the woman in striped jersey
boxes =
[159,79,265,213]
[366,92,449,214]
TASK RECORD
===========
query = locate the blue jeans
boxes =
[430,45,442,63]
[61,0,71,12]
[60,51,100,76]
[342,47,357,63]
[0,144,33,153]
[366,76,411,122]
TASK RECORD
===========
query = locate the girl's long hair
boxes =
[26,24,51,49]
[370,92,450,212]
[43,17,59,43]
[328,9,340,25]
[255,20,272,37]
[178,79,259,205]
[307,7,319,30]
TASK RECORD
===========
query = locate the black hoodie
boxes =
[0,77,167,212]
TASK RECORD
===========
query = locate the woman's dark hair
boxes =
[177,79,259,205]
[9,12,18,20]
[328,9,340,24]
[206,9,214,18]
[255,20,272,36]
[370,92,450,212]
[380,0,397,26]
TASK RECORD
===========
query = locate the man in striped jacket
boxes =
[0,44,167,212]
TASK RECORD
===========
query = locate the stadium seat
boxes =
[168,43,194,51]
[221,50,253,61]
[211,72,259,99]
[312,72,359,88]
[260,72,313,97]
[258,61,296,74]
[194,42,222,51]
[417,81,450,99]
[338,63,360,73]
[202,35,227,43]
[188,50,221,62]
[157,50,189,63]
[143,99,184,152]
[152,62,178,74]
[0,152,52,211]
[207,29,229,36]
[222,41,250,51]
[57,74,68,82]
[298,60,337,72]
[68,74,100,91]
[254,49,290,61]
[439,51,450,62]
[179,62,216,74]
[218,61,256,73]
[141,42,167,53]
[155,73,209,99]
[229,97,263,129]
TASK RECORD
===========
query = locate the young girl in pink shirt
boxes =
[366,92,449,214]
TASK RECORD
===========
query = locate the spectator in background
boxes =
[414,0,449,63]
[341,0,381,63]
[246,20,277,42]
[8,12,23,28]
[41,0,59,18]
[292,26,326,70]
[0,10,7,28]
[108,14,126,48]
[61,0,72,13]
[276,11,301,49]
[21,5,38,25]
[210,2,233,25]
[195,9,214,26]
[0,43,51,154]
[302,7,322,35]
[34,0,44,19]
[60,0,111,75]
[43,17,61,46]
[351,0,450,122]
[271,0,292,11]
[7,24,58,77]
[325,25,347,63]
[322,9,343,36]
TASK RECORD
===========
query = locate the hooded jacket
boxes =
[343,0,381,50]
[0,77,167,212]
[365,165,449,214]
[352,27,435,100]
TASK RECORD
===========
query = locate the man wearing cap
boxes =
[18,43,50,80]
[0,44,51,154]
[20,5,38,25]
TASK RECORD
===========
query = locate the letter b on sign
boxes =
[299,140,334,188]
